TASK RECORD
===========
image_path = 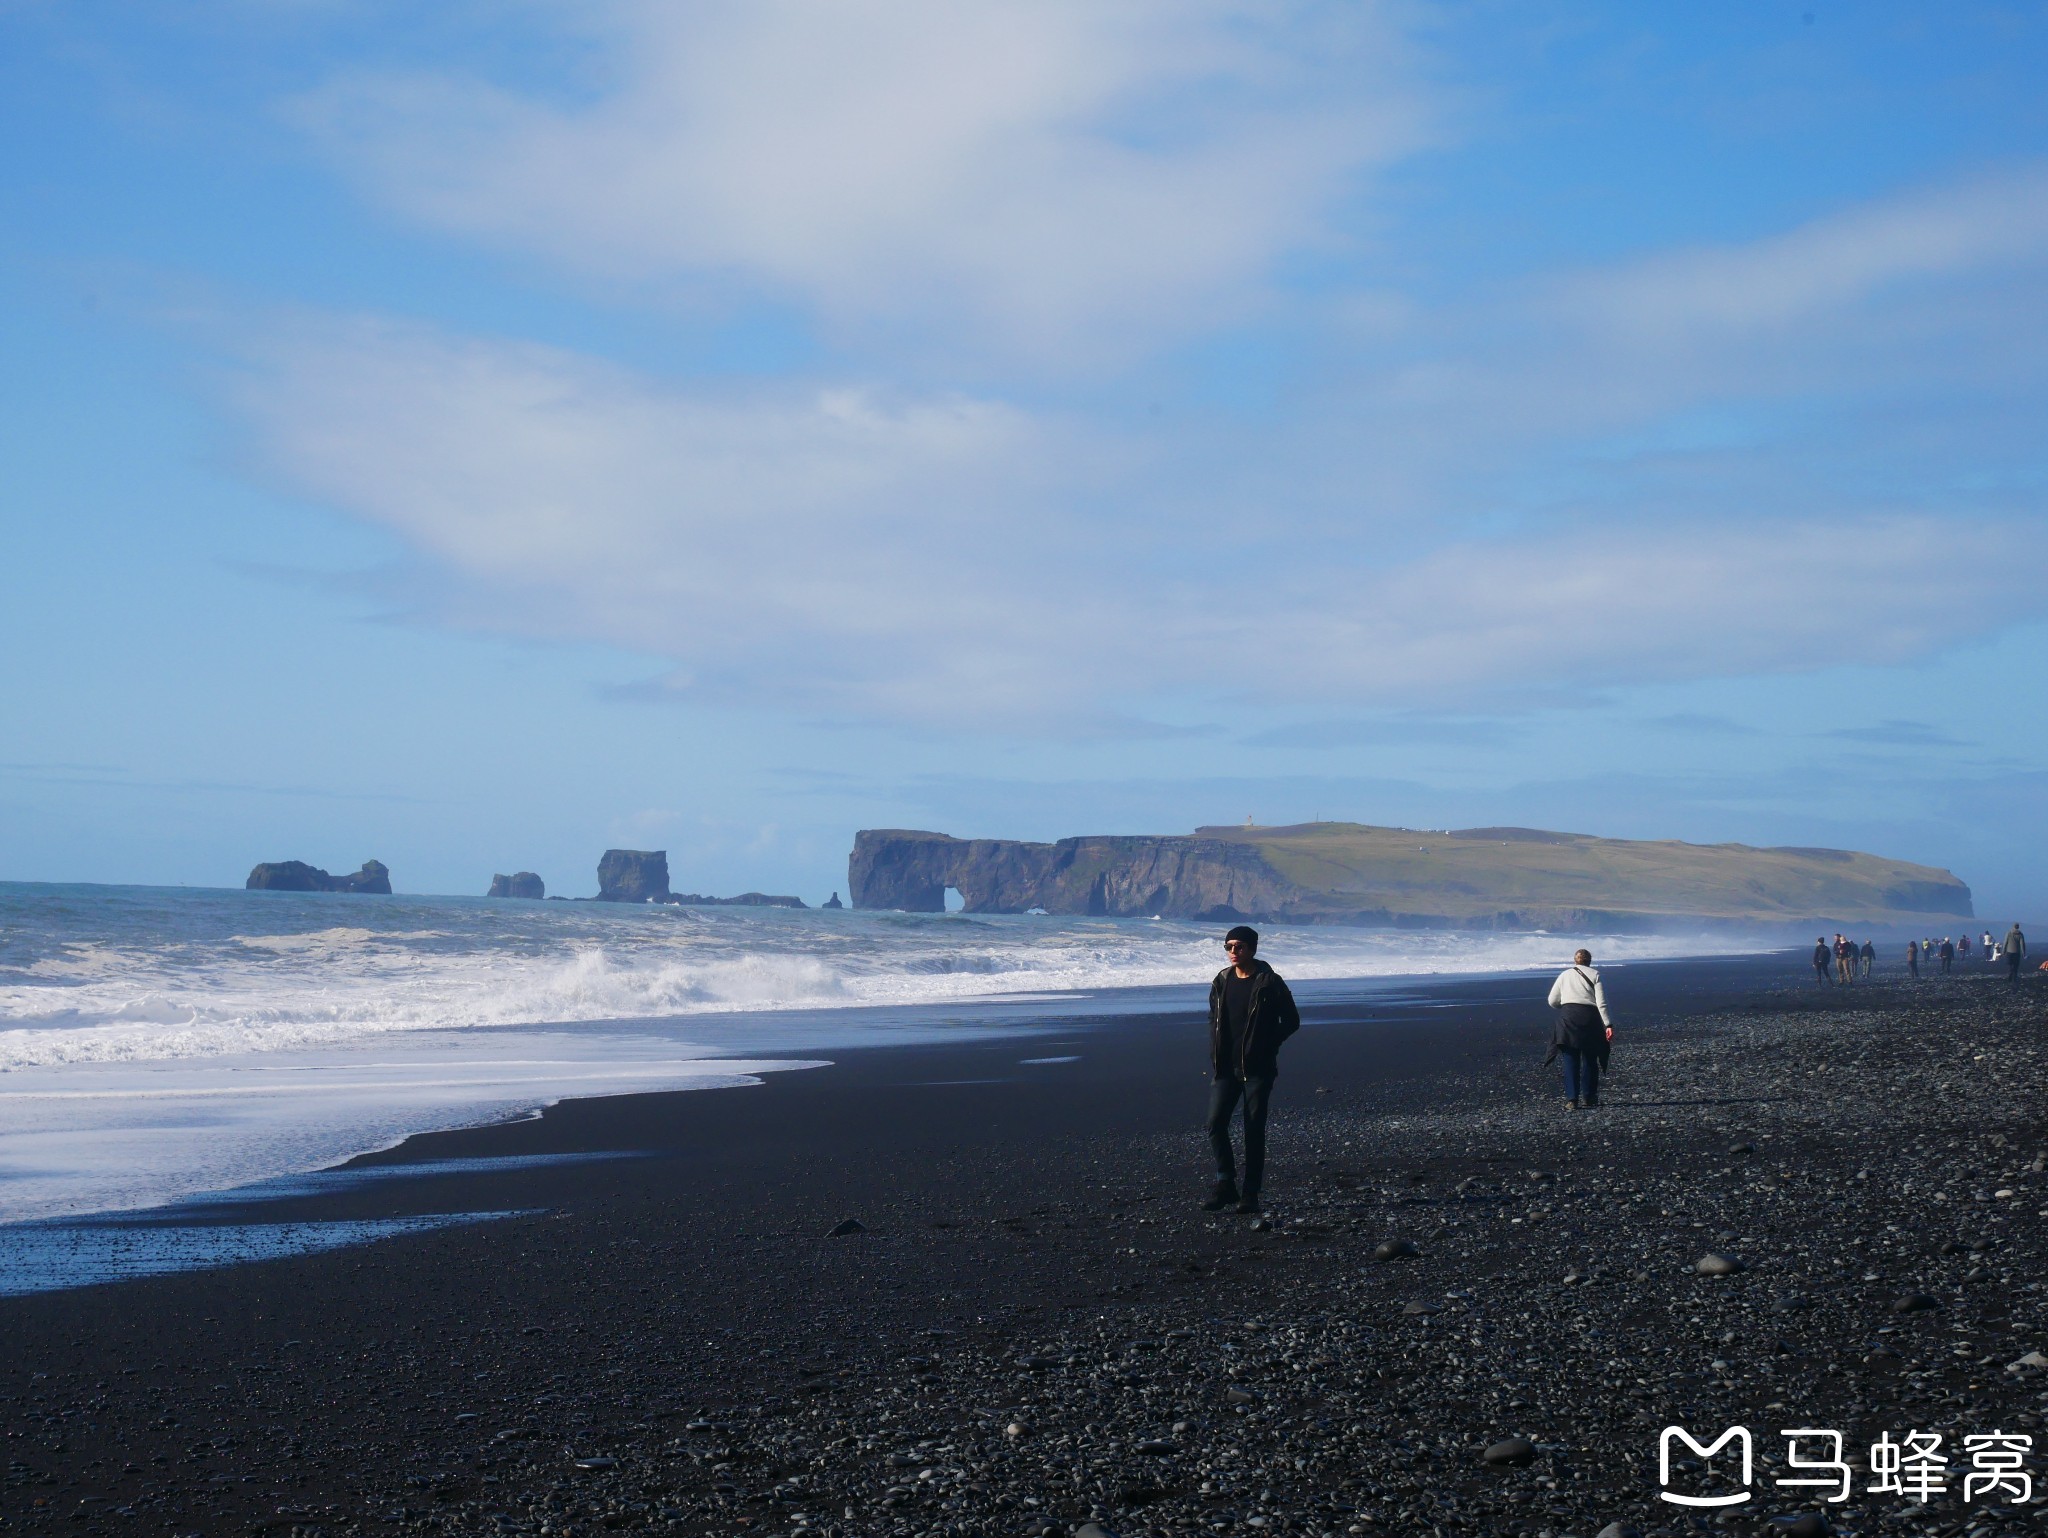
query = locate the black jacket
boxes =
[1208,959,1300,1078]
[1545,1004,1610,1071]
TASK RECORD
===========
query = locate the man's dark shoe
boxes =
[1234,1193,1261,1215]
[1201,1180,1239,1212]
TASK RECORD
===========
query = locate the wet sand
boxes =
[4,953,2045,1537]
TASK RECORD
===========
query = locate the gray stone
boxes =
[1373,1238,1421,1263]
[827,1218,865,1237]
[1891,1292,1940,1313]
[1483,1437,1537,1467]
[1696,1253,1745,1276]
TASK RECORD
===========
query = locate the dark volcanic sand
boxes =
[5,955,2046,1538]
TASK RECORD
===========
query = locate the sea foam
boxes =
[0,882,1748,1224]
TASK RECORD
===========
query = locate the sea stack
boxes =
[823,891,844,909]
[246,859,392,894]
[597,849,671,903]
[488,872,546,900]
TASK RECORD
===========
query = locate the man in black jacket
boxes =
[1202,925,1301,1215]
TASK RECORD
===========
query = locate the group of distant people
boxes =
[1813,934,1876,983]
[1906,926,2030,980]
[1811,925,2032,982]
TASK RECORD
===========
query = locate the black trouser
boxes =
[1208,1072,1275,1195]
[1814,961,1831,985]
[2011,955,2025,982]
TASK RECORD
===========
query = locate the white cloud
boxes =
[291,0,1431,364]
[1573,166,2048,341]
[233,315,1129,724]
[1297,161,2048,541]
[244,27,2048,735]
[233,305,2048,732]
[1269,517,2042,700]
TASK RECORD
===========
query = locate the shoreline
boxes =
[5,953,2044,1538]
[0,945,1774,1231]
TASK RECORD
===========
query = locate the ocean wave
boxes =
[0,885,1745,1072]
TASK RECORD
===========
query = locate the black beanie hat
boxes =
[1224,924,1260,948]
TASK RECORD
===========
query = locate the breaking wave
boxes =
[0,882,1743,1072]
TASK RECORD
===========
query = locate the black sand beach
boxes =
[5,954,2046,1537]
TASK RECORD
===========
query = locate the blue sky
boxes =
[3,1,2045,916]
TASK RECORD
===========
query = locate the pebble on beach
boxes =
[12,966,2046,1538]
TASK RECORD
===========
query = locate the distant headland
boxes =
[848,822,1974,931]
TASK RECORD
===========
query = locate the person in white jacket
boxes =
[1544,949,1613,1109]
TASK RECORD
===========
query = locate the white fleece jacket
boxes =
[1546,965,1612,1028]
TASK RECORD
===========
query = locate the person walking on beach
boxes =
[1984,929,1995,959]
[2004,924,2028,982]
[1202,925,1300,1215]
[1545,949,1613,1110]
[1814,937,1833,986]
[1860,939,1875,979]
[1939,937,1955,974]
[1907,939,1920,979]
[1837,934,1857,985]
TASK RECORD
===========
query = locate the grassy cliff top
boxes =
[1191,821,1971,924]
